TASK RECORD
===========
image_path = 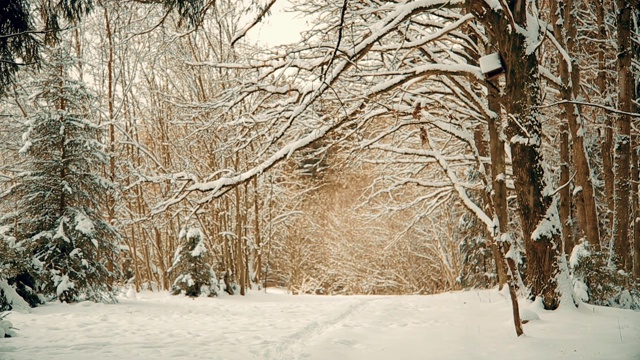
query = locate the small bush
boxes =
[570,243,640,309]
[170,228,219,297]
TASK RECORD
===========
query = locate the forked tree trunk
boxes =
[471,1,561,310]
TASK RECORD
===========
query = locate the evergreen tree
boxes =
[0,226,42,308]
[0,0,94,96]
[170,228,218,297]
[2,45,121,303]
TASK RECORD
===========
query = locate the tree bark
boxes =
[253,177,262,284]
[487,78,523,336]
[632,133,640,277]
[103,7,116,225]
[551,0,600,252]
[559,120,574,255]
[633,6,640,279]
[614,0,633,272]
[598,0,615,245]
[471,1,561,310]
[486,85,508,289]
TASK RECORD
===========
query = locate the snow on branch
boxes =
[153,0,474,214]
[424,136,493,229]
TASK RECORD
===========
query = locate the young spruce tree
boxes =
[170,228,218,297]
[3,45,120,303]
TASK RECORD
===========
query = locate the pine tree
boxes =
[0,227,42,308]
[170,228,218,297]
[2,45,121,303]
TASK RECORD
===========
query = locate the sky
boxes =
[244,0,310,46]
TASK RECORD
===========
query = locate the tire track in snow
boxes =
[257,297,376,360]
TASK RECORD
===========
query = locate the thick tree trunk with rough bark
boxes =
[614,0,633,272]
[471,1,561,310]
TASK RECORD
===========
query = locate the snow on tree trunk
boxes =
[471,1,562,310]
[550,0,600,252]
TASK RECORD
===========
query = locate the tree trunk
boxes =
[103,7,116,225]
[253,177,262,284]
[474,120,507,290]
[614,0,633,272]
[633,6,640,279]
[551,0,600,252]
[486,83,508,290]
[598,0,615,245]
[235,159,246,295]
[487,78,523,336]
[472,1,561,310]
[633,133,640,277]
[559,120,574,255]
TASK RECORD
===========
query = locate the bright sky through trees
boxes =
[245,1,308,46]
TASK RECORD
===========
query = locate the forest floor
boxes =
[1,288,639,359]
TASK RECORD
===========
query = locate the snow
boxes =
[484,0,502,10]
[52,219,69,243]
[186,228,203,241]
[479,53,502,75]
[190,240,206,257]
[74,212,95,237]
[0,281,31,313]
[569,242,590,268]
[55,275,74,296]
[531,198,561,242]
[3,289,639,360]
[572,186,583,196]
[573,280,589,302]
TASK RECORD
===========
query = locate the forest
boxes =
[0,0,639,339]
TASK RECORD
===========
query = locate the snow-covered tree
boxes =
[2,45,121,303]
[170,228,218,297]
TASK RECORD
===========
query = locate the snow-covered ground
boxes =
[2,288,639,360]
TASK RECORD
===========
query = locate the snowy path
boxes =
[1,289,639,360]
